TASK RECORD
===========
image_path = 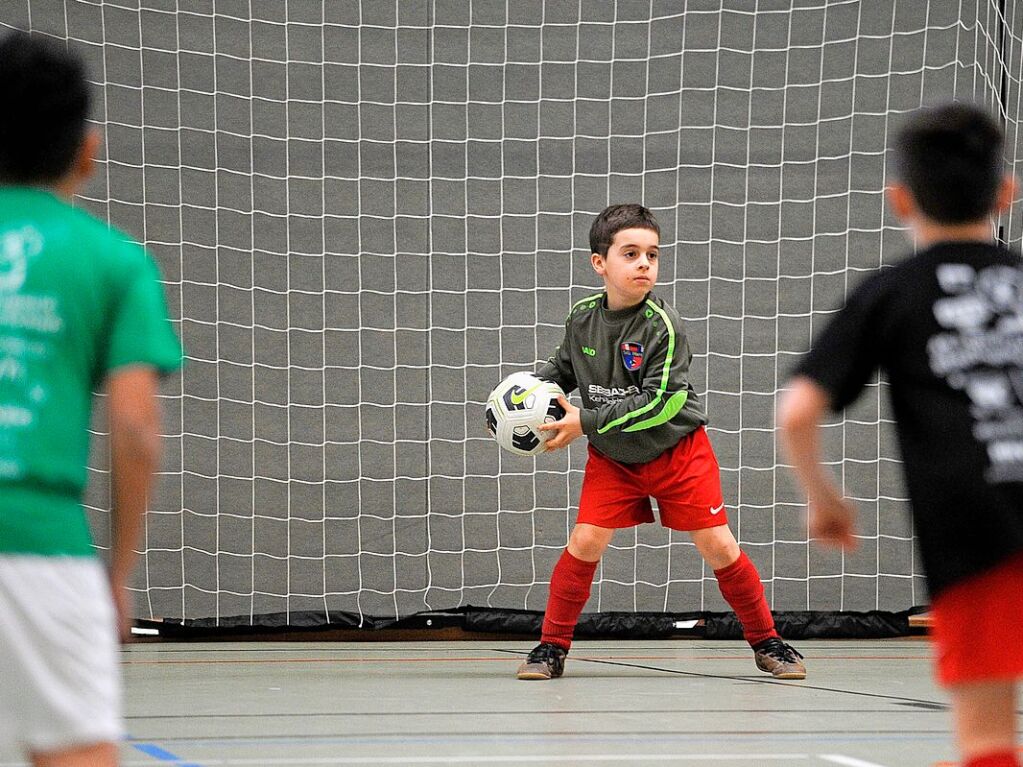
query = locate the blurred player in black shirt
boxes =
[779,103,1022,767]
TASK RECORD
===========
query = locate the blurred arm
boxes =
[777,376,858,549]
[106,366,162,638]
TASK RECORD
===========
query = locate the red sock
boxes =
[965,751,1022,767]
[714,550,778,646]
[540,549,598,651]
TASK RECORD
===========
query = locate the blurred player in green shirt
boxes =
[0,31,182,767]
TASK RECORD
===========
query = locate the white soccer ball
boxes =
[484,372,566,457]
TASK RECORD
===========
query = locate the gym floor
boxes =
[2,639,1020,766]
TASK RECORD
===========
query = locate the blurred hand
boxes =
[538,395,582,451]
[808,488,859,550]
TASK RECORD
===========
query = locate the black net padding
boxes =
[702,610,912,640]
[463,608,677,638]
[142,606,925,640]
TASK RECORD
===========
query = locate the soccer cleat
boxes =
[753,637,806,679]
[516,642,568,680]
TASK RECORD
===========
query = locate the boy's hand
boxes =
[539,395,582,451]
[808,487,859,550]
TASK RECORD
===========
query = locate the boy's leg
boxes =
[541,523,613,649]
[951,679,1020,767]
[652,428,804,678]
[517,523,612,680]
[930,552,1023,765]
[690,524,806,679]
[690,524,777,645]
[32,742,118,767]
[520,444,648,680]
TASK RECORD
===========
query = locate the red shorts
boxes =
[930,551,1023,686]
[577,426,727,531]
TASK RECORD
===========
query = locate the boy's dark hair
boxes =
[589,203,660,256]
[891,102,1004,224]
[0,30,90,184]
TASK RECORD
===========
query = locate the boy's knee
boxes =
[692,526,741,571]
[568,525,613,562]
[708,540,741,569]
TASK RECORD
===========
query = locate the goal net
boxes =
[11,0,1023,626]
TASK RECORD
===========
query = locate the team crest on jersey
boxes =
[620,342,644,370]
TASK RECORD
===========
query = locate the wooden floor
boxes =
[2,638,1020,766]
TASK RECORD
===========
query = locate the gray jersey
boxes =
[537,291,707,464]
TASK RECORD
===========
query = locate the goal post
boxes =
[10,0,1022,630]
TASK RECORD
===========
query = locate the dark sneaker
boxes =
[753,637,806,679]
[516,642,567,680]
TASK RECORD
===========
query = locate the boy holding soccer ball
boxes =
[518,203,805,680]
[778,103,1022,767]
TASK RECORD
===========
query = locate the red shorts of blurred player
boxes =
[577,425,727,532]
[931,550,1023,686]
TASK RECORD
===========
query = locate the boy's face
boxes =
[591,226,659,310]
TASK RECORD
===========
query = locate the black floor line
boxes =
[491,648,955,711]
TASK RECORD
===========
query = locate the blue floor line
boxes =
[132,742,204,767]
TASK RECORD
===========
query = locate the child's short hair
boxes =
[589,203,661,256]
[0,31,91,184]
[891,102,1004,224]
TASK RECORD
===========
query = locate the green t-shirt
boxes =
[0,187,183,557]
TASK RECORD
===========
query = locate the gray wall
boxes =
[9,0,1023,622]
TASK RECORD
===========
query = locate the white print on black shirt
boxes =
[928,263,1023,482]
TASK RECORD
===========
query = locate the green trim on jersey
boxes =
[623,389,689,432]
[566,293,604,321]
[597,298,681,434]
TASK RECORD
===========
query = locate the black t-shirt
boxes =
[795,241,1023,598]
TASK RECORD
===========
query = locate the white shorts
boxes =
[0,556,122,753]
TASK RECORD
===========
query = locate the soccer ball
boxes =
[484,372,566,457]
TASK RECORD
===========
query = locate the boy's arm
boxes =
[536,322,581,450]
[535,323,577,395]
[107,365,163,641]
[776,376,858,549]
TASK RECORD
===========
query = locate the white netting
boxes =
[9,0,1023,623]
